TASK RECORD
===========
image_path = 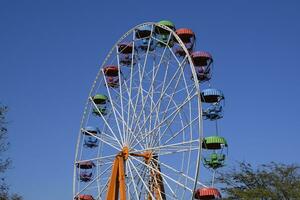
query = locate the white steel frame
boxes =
[73,22,206,200]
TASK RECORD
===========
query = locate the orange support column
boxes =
[106,147,128,200]
[106,158,120,200]
[118,156,126,200]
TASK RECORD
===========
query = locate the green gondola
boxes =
[91,94,108,116]
[202,136,228,150]
[92,94,108,104]
[155,20,176,47]
[203,153,226,169]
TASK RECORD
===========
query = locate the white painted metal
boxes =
[73,22,206,200]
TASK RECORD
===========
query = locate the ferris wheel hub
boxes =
[121,146,129,160]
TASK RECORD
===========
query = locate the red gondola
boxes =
[103,65,119,77]
[74,194,94,200]
[174,28,196,56]
[103,65,119,87]
[191,51,213,67]
[176,28,195,43]
[191,51,213,82]
[194,187,221,199]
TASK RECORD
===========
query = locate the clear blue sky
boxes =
[1,0,300,199]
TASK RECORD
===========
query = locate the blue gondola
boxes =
[203,104,223,120]
[135,25,155,51]
[82,126,99,148]
[201,88,224,103]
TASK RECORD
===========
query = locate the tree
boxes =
[217,161,300,200]
[0,105,22,200]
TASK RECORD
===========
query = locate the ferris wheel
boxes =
[73,21,227,200]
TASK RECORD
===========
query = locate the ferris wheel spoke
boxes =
[81,129,121,151]
[129,40,174,137]
[150,91,188,148]
[128,158,156,200]
[128,61,148,137]
[123,32,157,143]
[128,89,154,147]
[101,70,125,145]
[127,160,145,200]
[155,145,198,152]
[162,54,194,150]
[124,33,137,148]
[78,160,114,169]
[156,93,195,147]
[144,36,171,135]
[130,85,162,148]
[120,73,149,148]
[125,40,140,140]
[152,157,206,200]
[109,101,142,138]
[76,154,116,164]
[170,83,195,96]
[167,45,184,67]
[128,167,139,199]
[135,62,148,137]
[148,54,187,116]
[136,63,159,134]
[157,148,199,158]
[159,70,191,126]
[148,59,157,133]
[89,98,123,148]
[131,92,197,149]
[152,157,206,188]
[167,57,195,196]
[137,60,159,148]
[75,162,111,197]
[149,160,179,200]
[150,58,187,147]
[161,115,199,146]
[120,68,145,144]
[131,139,199,155]
[130,156,193,193]
[97,175,111,199]
[128,60,167,144]
[128,163,148,198]
[130,60,187,145]
[158,147,199,157]
[116,48,127,147]
[152,54,172,125]
[150,31,172,48]
[156,56,189,124]
[155,91,196,137]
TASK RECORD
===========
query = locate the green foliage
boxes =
[217,162,300,200]
[0,105,22,200]
[0,193,23,200]
[0,105,11,174]
[10,194,23,200]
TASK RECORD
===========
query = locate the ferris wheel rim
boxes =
[73,22,205,200]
